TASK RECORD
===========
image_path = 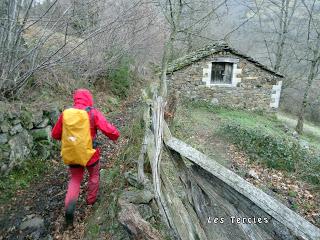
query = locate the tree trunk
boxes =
[296,59,318,134]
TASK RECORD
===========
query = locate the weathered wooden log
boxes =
[160,167,208,240]
[163,120,172,143]
[137,133,148,185]
[166,145,271,239]
[137,106,152,185]
[189,166,274,239]
[151,96,165,208]
[145,100,178,239]
[118,198,163,240]
[165,137,320,240]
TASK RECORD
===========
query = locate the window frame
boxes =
[208,57,239,87]
[210,62,233,84]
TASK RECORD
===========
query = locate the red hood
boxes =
[73,89,94,107]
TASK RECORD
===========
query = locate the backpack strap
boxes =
[85,107,98,148]
[85,107,94,129]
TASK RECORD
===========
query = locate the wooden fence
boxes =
[140,95,320,240]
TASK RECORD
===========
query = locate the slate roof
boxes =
[167,41,284,78]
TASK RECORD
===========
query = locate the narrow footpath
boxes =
[0,100,130,240]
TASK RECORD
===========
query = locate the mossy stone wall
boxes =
[0,104,60,175]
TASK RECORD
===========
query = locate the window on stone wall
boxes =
[211,62,233,84]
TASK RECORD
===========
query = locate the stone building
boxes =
[167,41,284,111]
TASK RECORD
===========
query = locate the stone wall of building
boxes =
[0,103,60,175]
[167,52,281,111]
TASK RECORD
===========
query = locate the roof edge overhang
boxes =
[166,43,284,78]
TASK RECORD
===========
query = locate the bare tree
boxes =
[252,0,298,73]
[0,0,162,98]
[0,0,73,98]
[295,0,320,134]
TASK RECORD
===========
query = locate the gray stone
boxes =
[25,122,33,130]
[292,131,299,140]
[0,121,10,133]
[247,169,259,179]
[299,140,309,149]
[21,111,33,129]
[20,216,44,230]
[36,143,51,159]
[12,118,21,125]
[120,190,154,204]
[112,227,131,240]
[31,126,51,141]
[283,124,290,133]
[30,231,41,240]
[47,107,60,125]
[137,204,153,221]
[32,111,43,125]
[1,164,8,173]
[0,133,8,144]
[8,111,20,120]
[124,171,144,189]
[45,235,53,240]
[211,98,219,105]
[36,118,50,128]
[0,112,4,122]
[9,130,33,168]
[10,124,23,135]
[26,213,36,219]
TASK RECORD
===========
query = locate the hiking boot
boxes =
[65,201,76,227]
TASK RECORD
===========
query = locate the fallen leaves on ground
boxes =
[229,144,320,227]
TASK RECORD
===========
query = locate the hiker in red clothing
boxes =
[51,89,120,226]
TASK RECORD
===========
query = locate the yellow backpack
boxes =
[61,108,96,166]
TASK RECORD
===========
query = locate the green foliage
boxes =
[87,224,100,237]
[0,158,48,204]
[32,140,57,160]
[108,58,133,98]
[180,99,320,185]
[219,121,320,185]
[220,122,296,170]
[291,203,299,210]
[20,110,33,128]
[288,191,298,197]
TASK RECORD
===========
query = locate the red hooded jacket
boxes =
[51,89,120,166]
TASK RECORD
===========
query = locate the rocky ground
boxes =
[0,99,129,240]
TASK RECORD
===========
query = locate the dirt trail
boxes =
[0,105,127,240]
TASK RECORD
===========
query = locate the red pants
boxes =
[64,162,100,209]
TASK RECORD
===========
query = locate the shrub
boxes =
[219,121,320,185]
[108,58,132,98]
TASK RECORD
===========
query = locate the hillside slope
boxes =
[171,100,320,228]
